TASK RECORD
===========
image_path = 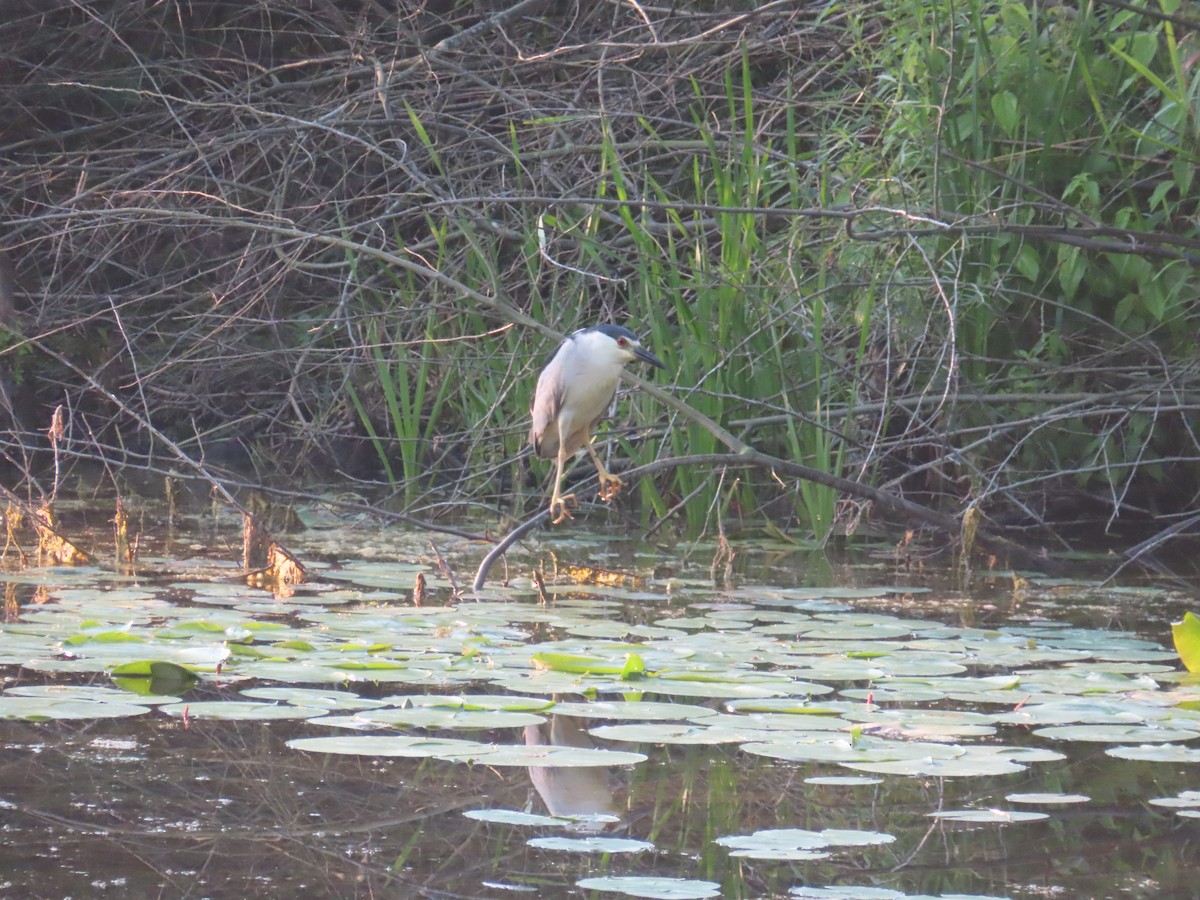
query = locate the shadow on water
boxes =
[0,510,1198,899]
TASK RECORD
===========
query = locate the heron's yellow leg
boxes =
[548,433,576,524]
[586,441,624,502]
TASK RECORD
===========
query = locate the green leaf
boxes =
[110,660,200,696]
[991,90,1019,137]
[531,652,627,675]
[1057,244,1085,301]
[1171,612,1200,672]
[1015,243,1041,283]
[621,652,648,679]
[65,631,145,645]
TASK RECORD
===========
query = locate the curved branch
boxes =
[472,452,1062,592]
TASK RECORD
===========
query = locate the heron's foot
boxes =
[549,492,576,525]
[597,472,625,502]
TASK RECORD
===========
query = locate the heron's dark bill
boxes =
[634,346,666,369]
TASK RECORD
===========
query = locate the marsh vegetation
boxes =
[2,0,1198,573]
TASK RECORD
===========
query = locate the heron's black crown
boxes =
[575,324,640,343]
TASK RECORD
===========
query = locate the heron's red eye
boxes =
[617,337,628,347]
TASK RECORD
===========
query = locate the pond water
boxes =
[0,500,1198,899]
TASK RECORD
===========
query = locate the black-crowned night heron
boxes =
[529,324,666,524]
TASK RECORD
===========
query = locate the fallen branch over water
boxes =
[471,451,1060,592]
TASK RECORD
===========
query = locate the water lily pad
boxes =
[527,835,651,853]
[568,622,688,640]
[5,684,178,704]
[576,875,721,899]
[590,722,763,744]
[110,660,200,695]
[1005,793,1090,804]
[818,828,897,846]
[839,687,946,703]
[159,701,329,721]
[321,561,427,590]
[688,712,851,732]
[742,735,962,765]
[848,709,997,739]
[1148,791,1200,808]
[68,642,231,668]
[844,755,1027,777]
[239,687,388,710]
[1107,744,1200,763]
[640,680,796,700]
[549,700,718,721]
[234,662,369,684]
[1172,612,1200,672]
[725,698,857,715]
[928,809,1049,823]
[288,735,485,757]
[434,743,647,768]
[490,671,641,696]
[21,658,111,674]
[753,586,896,603]
[0,696,151,720]
[354,707,546,729]
[1032,724,1199,743]
[383,694,556,712]
[716,826,893,859]
[717,829,828,856]
[531,650,647,677]
[991,697,1183,727]
[464,809,567,826]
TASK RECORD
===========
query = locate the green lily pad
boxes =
[1172,612,1200,672]
[530,651,620,674]
[110,660,200,696]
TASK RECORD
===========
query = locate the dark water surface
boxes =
[0,510,1197,900]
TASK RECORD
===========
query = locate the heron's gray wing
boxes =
[529,372,565,458]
